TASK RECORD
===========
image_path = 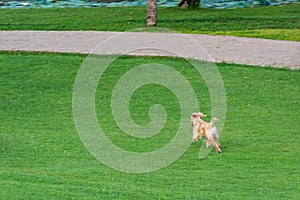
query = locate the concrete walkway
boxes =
[1,31,299,69]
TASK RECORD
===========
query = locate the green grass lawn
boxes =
[0,51,299,199]
[0,4,300,41]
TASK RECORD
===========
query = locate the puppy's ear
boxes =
[191,112,199,117]
[198,113,207,118]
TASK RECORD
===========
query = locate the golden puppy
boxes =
[191,112,221,153]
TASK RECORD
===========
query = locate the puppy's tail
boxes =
[209,117,218,128]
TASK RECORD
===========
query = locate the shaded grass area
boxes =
[0,4,300,40]
[0,51,299,199]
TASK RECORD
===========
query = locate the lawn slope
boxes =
[0,52,299,199]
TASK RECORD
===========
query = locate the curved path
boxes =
[1,31,299,69]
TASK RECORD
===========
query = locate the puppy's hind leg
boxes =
[214,132,221,148]
[214,142,222,153]
[213,137,222,153]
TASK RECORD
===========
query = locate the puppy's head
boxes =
[191,112,207,127]
[191,112,207,119]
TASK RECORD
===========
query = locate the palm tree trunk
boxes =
[146,0,157,27]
